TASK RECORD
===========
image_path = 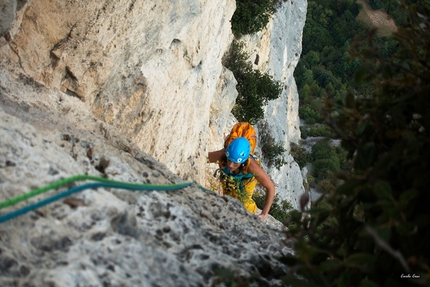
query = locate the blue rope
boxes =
[0,182,194,224]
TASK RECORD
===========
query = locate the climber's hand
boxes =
[257,213,267,221]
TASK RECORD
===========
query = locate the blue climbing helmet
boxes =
[226,137,251,164]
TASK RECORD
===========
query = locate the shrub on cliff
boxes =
[253,191,293,223]
[290,142,312,169]
[231,0,279,36]
[283,3,430,286]
[258,121,286,170]
[223,40,282,124]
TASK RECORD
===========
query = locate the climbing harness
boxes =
[214,167,255,204]
[213,152,262,213]
[0,175,211,224]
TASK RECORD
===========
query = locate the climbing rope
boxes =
[0,175,212,224]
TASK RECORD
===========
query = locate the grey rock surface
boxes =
[0,0,16,37]
[0,67,293,286]
[0,0,306,284]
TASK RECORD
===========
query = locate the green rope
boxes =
[0,181,196,224]
[0,175,200,210]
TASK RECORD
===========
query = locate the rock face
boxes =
[0,0,28,37]
[1,0,307,203]
[0,0,307,285]
[0,69,292,286]
[0,0,235,183]
[237,0,308,209]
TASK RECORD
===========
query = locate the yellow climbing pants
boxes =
[222,176,258,213]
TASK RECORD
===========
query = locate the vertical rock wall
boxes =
[0,0,235,183]
[0,67,292,287]
[265,0,308,210]
[232,0,308,209]
[1,0,308,209]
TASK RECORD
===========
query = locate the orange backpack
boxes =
[224,122,257,154]
[218,122,259,201]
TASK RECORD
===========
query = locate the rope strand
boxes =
[0,175,212,224]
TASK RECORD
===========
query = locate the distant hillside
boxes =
[356,0,398,36]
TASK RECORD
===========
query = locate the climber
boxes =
[208,137,275,221]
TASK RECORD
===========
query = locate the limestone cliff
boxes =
[0,0,307,285]
[209,0,308,209]
[0,68,291,286]
[1,0,307,209]
[1,0,236,184]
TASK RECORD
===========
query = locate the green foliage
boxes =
[368,0,385,10]
[304,51,321,66]
[367,0,408,25]
[309,124,333,137]
[311,140,336,161]
[299,106,321,124]
[253,191,292,223]
[310,140,342,183]
[231,0,279,36]
[290,142,312,169]
[257,121,286,169]
[300,124,334,139]
[307,174,316,189]
[284,3,430,286]
[223,40,282,124]
[312,158,339,179]
[315,175,338,195]
[295,0,397,134]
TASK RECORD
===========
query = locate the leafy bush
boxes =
[312,158,339,179]
[283,3,430,286]
[253,191,292,223]
[300,123,334,139]
[231,0,279,36]
[310,140,341,181]
[223,40,283,124]
[290,142,312,169]
[368,0,387,10]
[310,125,333,137]
[307,175,316,189]
[300,127,309,139]
[299,106,321,124]
[258,121,286,169]
[311,139,335,161]
[315,176,337,195]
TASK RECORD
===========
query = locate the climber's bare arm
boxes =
[208,148,226,163]
[248,158,275,220]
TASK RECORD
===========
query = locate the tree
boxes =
[299,84,312,103]
[311,140,336,161]
[283,3,430,286]
[303,69,314,85]
[299,106,320,124]
[305,51,321,66]
[231,0,278,36]
[312,158,339,179]
[223,40,282,124]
